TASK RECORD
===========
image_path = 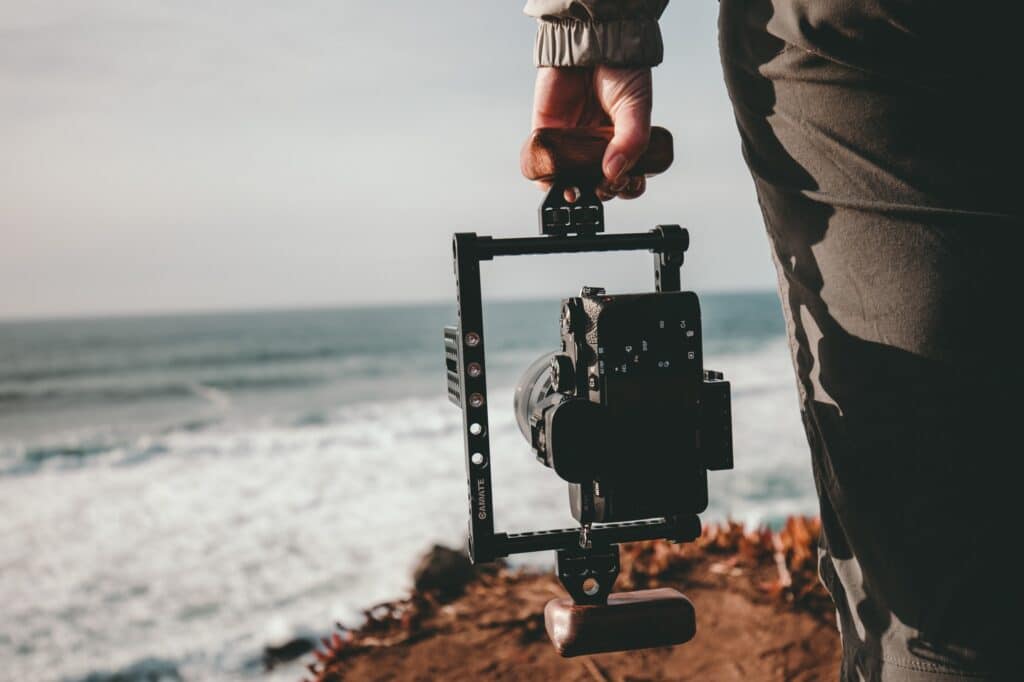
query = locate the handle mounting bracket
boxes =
[539,183,604,235]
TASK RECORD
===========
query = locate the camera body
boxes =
[515,286,732,524]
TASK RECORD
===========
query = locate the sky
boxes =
[0,1,777,320]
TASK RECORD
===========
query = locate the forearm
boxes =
[524,0,668,67]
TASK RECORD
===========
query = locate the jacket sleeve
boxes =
[524,1,668,68]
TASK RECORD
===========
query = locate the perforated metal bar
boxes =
[452,234,497,562]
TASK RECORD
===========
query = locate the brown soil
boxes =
[310,518,841,681]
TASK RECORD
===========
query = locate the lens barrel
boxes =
[513,352,557,444]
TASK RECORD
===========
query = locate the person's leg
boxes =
[718,1,1022,679]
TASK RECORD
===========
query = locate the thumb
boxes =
[603,108,651,184]
[597,68,652,183]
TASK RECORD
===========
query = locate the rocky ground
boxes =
[299,518,840,681]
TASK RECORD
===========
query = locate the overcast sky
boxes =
[1,2,776,320]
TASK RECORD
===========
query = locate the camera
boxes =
[514,286,732,524]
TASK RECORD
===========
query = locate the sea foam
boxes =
[0,305,813,680]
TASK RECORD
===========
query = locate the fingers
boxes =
[617,176,646,200]
[597,175,646,201]
[533,172,647,202]
[548,179,644,202]
[535,179,642,202]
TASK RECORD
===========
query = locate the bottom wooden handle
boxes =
[544,588,696,657]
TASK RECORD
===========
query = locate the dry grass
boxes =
[307,517,829,682]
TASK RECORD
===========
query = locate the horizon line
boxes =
[0,286,778,325]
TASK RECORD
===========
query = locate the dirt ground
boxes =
[310,519,841,681]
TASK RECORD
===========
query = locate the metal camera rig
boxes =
[443,129,733,621]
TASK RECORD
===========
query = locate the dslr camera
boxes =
[514,287,733,524]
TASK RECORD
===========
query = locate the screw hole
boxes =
[471,452,485,466]
[468,393,485,408]
[582,578,600,596]
[469,423,484,436]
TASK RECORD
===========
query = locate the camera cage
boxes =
[444,187,707,604]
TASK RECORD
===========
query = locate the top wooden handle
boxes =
[521,126,673,184]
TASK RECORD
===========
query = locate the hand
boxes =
[530,65,653,200]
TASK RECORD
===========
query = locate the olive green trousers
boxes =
[718,1,1023,679]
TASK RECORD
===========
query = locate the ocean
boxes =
[0,293,817,681]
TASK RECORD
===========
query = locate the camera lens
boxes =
[513,352,557,443]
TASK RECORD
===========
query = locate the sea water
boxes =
[0,294,816,681]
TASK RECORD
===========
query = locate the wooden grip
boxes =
[544,588,696,657]
[521,126,673,184]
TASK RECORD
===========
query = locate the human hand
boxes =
[529,65,653,200]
